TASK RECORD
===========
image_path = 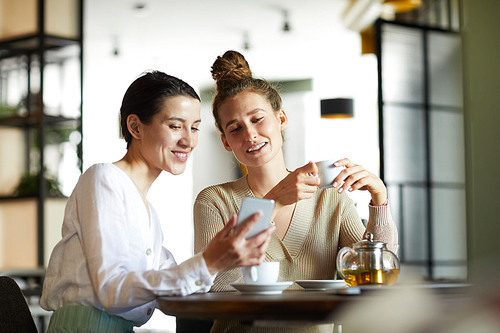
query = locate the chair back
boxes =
[0,276,38,332]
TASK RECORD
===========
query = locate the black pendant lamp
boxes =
[320,98,354,118]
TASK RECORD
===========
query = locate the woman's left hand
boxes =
[332,158,387,206]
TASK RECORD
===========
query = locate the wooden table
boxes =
[157,283,473,327]
[158,289,359,326]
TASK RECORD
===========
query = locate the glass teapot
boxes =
[336,232,400,287]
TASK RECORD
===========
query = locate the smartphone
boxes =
[237,197,275,239]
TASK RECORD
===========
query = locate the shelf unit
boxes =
[0,0,83,269]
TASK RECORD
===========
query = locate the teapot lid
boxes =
[353,232,386,250]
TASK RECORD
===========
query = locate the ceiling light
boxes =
[133,2,146,10]
[132,2,149,18]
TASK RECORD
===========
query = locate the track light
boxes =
[112,35,120,56]
[282,10,291,32]
[243,31,250,50]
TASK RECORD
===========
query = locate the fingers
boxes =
[337,168,368,193]
[214,215,236,241]
[333,158,355,168]
[250,225,275,245]
[332,162,368,193]
[227,213,237,228]
[233,211,262,238]
[268,165,319,207]
[243,255,266,267]
[204,212,274,274]
[242,236,272,266]
[300,161,319,175]
[218,213,238,238]
[347,175,371,192]
[231,223,273,268]
[258,229,273,252]
[310,161,319,176]
[297,162,320,187]
[308,173,321,187]
[331,160,386,195]
[254,252,268,266]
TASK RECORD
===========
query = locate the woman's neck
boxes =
[246,154,289,198]
[114,151,159,199]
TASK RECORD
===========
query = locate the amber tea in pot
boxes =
[337,232,400,287]
[341,268,400,287]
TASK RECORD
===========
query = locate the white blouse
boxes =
[41,163,215,326]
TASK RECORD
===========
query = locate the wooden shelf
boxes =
[0,34,80,59]
[0,113,80,128]
[0,194,67,201]
[0,0,83,269]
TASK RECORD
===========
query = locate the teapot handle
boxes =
[336,247,356,281]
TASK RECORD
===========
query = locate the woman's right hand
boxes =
[202,212,274,275]
[264,161,320,210]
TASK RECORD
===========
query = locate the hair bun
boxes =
[211,50,252,90]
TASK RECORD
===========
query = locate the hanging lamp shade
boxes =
[383,0,422,13]
[321,98,354,118]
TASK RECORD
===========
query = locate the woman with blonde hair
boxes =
[193,51,398,333]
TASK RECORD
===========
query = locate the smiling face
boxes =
[133,95,201,175]
[219,90,287,169]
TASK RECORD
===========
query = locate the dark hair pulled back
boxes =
[120,70,200,148]
[211,51,282,134]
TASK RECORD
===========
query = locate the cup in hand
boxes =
[315,160,344,189]
[241,261,280,284]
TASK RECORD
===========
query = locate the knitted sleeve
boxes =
[336,192,398,253]
[193,184,244,291]
[366,203,399,253]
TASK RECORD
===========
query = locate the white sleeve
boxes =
[77,166,214,314]
[156,252,217,296]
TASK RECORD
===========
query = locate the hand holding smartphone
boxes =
[237,197,275,239]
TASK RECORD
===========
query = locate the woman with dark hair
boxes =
[194,52,398,332]
[41,70,274,332]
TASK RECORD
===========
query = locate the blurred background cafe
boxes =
[0,0,499,332]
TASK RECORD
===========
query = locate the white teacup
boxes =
[241,261,280,284]
[315,160,344,189]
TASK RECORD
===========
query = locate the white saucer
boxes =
[295,280,347,290]
[230,281,293,294]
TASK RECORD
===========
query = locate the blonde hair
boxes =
[211,50,282,134]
